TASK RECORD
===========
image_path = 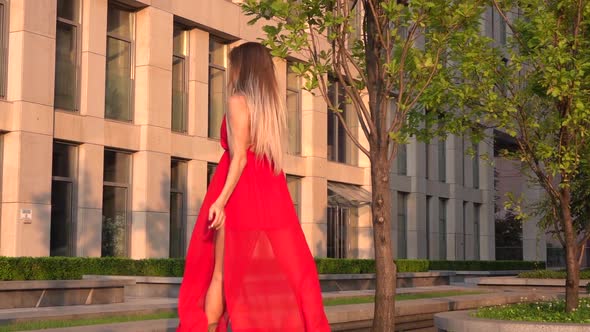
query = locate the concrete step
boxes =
[0,289,555,332]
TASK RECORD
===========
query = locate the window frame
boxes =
[397,192,408,259]
[438,138,446,182]
[327,80,357,166]
[474,203,481,260]
[0,0,9,99]
[172,23,189,133]
[286,174,302,218]
[438,198,447,259]
[102,148,133,257]
[286,61,302,155]
[104,3,136,122]
[207,37,227,139]
[425,195,431,259]
[50,141,78,257]
[169,158,187,257]
[54,0,82,112]
[473,142,480,189]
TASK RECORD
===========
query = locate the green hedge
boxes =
[518,269,590,279]
[428,260,545,271]
[0,257,543,281]
[0,257,185,281]
[314,259,430,274]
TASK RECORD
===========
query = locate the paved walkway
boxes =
[0,285,556,332]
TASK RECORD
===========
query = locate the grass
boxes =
[474,298,590,324]
[0,290,485,331]
[322,290,485,306]
[0,312,177,332]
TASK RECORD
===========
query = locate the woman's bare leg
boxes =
[205,227,225,324]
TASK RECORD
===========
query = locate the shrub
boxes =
[429,260,545,271]
[0,256,544,281]
[519,269,590,279]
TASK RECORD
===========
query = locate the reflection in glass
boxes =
[50,180,73,256]
[55,21,78,110]
[208,67,225,138]
[102,186,128,257]
[105,37,132,121]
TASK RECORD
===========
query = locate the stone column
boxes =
[299,88,328,257]
[72,0,108,257]
[130,7,173,258]
[0,0,56,256]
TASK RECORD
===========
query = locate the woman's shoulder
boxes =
[228,94,248,109]
[227,94,250,125]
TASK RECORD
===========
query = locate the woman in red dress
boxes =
[176,42,330,332]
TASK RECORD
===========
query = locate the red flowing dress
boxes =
[177,116,330,332]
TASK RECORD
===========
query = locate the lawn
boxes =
[0,312,177,332]
[474,298,590,324]
[323,290,485,306]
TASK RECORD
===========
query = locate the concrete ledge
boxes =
[328,291,554,331]
[84,275,181,298]
[0,279,135,309]
[83,272,455,297]
[478,277,590,290]
[435,309,590,332]
[320,272,454,292]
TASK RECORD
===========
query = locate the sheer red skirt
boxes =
[176,118,330,332]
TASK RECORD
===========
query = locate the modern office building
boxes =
[0,0,554,265]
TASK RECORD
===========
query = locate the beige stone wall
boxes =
[0,0,372,258]
[0,0,532,263]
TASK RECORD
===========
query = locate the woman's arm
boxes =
[208,95,251,230]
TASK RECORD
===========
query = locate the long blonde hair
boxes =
[228,42,286,175]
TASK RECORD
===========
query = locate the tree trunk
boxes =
[578,242,586,268]
[371,148,396,331]
[560,186,580,312]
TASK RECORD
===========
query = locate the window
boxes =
[0,0,7,98]
[102,150,131,257]
[489,6,507,46]
[172,24,189,133]
[397,144,407,175]
[286,175,301,218]
[170,159,187,257]
[397,192,408,258]
[474,203,481,260]
[50,142,77,256]
[425,195,431,259]
[105,4,134,121]
[207,162,217,188]
[438,138,446,182]
[425,142,429,179]
[327,81,357,165]
[327,205,349,258]
[461,201,467,260]
[54,0,80,111]
[286,62,301,155]
[473,143,480,189]
[208,38,227,139]
[347,0,363,47]
[438,198,447,259]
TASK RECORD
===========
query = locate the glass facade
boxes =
[50,142,77,256]
[208,38,226,139]
[102,150,131,257]
[286,62,301,155]
[105,5,134,121]
[172,24,188,133]
[54,0,80,111]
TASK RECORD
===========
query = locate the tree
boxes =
[476,0,590,312]
[241,1,488,330]
[532,150,590,267]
